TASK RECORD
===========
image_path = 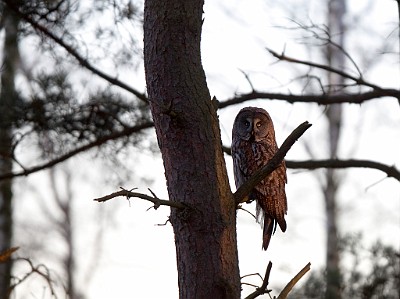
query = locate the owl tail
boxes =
[262,216,274,251]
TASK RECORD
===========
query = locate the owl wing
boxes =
[252,141,287,233]
[232,139,260,200]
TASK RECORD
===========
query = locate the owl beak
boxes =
[249,128,255,141]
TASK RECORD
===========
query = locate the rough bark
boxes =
[143,1,240,298]
[324,0,346,298]
[0,5,19,297]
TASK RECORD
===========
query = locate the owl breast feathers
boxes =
[232,107,287,250]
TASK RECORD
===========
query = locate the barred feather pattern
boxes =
[232,107,287,250]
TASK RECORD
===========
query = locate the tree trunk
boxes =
[324,0,346,298]
[48,168,79,299]
[0,5,19,297]
[143,1,241,298]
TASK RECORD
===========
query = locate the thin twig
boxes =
[8,258,58,298]
[93,188,186,210]
[266,47,384,91]
[237,206,257,220]
[241,272,264,281]
[244,262,273,299]
[287,19,362,77]
[239,69,255,91]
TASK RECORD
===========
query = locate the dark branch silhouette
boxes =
[234,121,312,204]
[219,89,399,108]
[243,262,273,299]
[8,258,58,298]
[223,146,400,182]
[243,261,311,299]
[266,48,396,93]
[218,45,399,108]
[3,0,149,103]
[93,188,186,209]
[0,122,154,181]
[277,262,311,299]
[287,159,400,181]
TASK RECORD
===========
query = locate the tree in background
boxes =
[291,233,400,299]
[0,0,399,298]
[324,0,345,297]
[0,4,19,296]
[0,0,150,297]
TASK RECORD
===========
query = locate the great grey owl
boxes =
[232,107,287,250]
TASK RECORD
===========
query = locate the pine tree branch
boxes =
[3,0,149,103]
[234,121,312,204]
[0,122,154,181]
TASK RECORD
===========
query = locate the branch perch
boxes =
[234,121,312,204]
[277,262,311,299]
[93,188,186,210]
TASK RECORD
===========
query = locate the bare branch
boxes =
[0,122,154,181]
[287,19,363,77]
[244,261,273,299]
[237,206,257,220]
[277,262,311,299]
[266,47,385,91]
[234,121,312,204]
[287,159,400,181]
[3,0,149,103]
[223,146,400,182]
[239,69,255,91]
[218,89,400,108]
[93,188,186,210]
[9,258,58,298]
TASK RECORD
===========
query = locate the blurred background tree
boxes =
[0,0,152,297]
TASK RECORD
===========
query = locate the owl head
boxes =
[232,107,276,142]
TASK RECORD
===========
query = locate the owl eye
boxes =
[244,120,250,127]
[256,122,262,128]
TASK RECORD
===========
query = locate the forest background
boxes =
[0,0,399,298]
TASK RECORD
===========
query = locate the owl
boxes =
[232,107,287,250]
